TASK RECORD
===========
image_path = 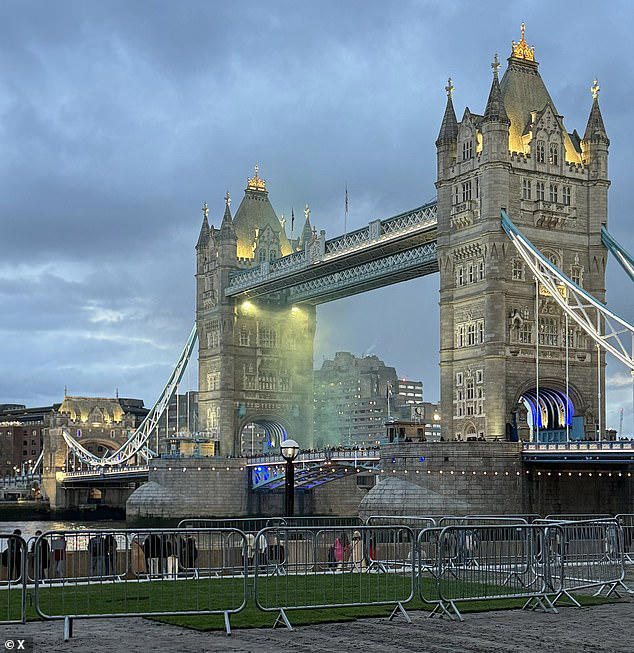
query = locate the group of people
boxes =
[330,530,370,571]
[140,533,198,576]
[0,529,55,580]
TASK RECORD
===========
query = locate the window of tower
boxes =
[549,143,559,166]
[456,265,464,286]
[522,178,532,200]
[259,250,266,264]
[466,378,475,400]
[518,322,532,344]
[477,319,484,344]
[462,140,473,160]
[570,265,583,287]
[549,184,558,203]
[461,180,472,202]
[467,323,476,346]
[478,259,485,281]
[539,317,559,347]
[536,141,545,163]
[475,176,479,198]
[453,186,459,205]
[269,250,277,262]
[563,186,571,206]
[536,181,545,201]
[457,325,465,348]
[512,258,525,281]
[239,328,250,346]
[468,263,474,284]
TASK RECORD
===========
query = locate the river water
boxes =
[0,519,128,543]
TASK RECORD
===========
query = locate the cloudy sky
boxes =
[1,1,633,432]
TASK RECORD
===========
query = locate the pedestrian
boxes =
[351,530,365,572]
[334,533,350,572]
[88,535,105,576]
[30,530,49,580]
[143,533,161,575]
[104,534,117,576]
[7,529,23,581]
[51,536,66,578]
[166,534,179,577]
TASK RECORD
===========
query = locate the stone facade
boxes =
[436,29,608,441]
[195,172,317,455]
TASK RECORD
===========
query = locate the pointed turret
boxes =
[196,202,210,249]
[483,54,509,125]
[583,80,609,145]
[219,191,235,240]
[436,78,458,145]
[298,204,313,249]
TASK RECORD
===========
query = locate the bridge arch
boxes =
[236,415,292,455]
[512,377,588,441]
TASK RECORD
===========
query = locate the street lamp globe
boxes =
[280,439,300,461]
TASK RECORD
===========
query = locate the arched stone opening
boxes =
[238,417,290,456]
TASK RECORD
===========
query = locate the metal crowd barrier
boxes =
[432,524,563,621]
[438,516,529,527]
[616,514,634,564]
[544,514,613,522]
[253,526,415,630]
[33,528,248,637]
[0,534,27,624]
[178,517,285,533]
[548,519,629,605]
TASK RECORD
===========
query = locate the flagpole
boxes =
[344,183,348,235]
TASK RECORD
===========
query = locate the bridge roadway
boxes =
[224,201,438,304]
[50,441,634,489]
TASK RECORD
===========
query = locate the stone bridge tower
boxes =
[436,25,608,441]
[195,168,316,455]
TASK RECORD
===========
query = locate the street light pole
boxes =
[280,439,299,517]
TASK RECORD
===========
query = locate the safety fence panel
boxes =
[0,534,27,624]
[616,514,634,564]
[253,526,415,629]
[33,528,247,634]
[178,517,285,533]
[545,514,613,522]
[553,520,626,604]
[434,524,564,620]
[438,516,530,527]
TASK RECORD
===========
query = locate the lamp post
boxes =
[280,438,299,517]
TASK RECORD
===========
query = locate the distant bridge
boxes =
[522,441,634,465]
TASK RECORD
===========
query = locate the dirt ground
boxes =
[1,595,632,653]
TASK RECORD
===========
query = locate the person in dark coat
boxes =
[104,534,117,576]
[7,529,23,581]
[31,530,49,579]
[143,533,162,575]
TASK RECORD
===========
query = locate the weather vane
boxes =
[225,190,231,207]
[591,79,600,100]
[491,53,500,77]
[304,203,310,221]
[202,201,208,219]
[445,77,454,99]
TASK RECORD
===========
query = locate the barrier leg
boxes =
[433,600,462,621]
[389,602,411,623]
[224,611,231,636]
[273,608,293,631]
[64,616,73,641]
[551,590,581,607]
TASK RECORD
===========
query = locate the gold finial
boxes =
[304,203,310,222]
[511,21,535,62]
[202,201,209,220]
[445,77,454,99]
[225,190,231,207]
[246,163,266,191]
[491,53,500,77]
[591,78,600,100]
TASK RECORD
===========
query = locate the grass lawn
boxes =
[1,572,619,631]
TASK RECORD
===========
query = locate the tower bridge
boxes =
[41,25,634,515]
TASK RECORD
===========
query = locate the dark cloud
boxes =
[1,1,633,431]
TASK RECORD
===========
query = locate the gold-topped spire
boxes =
[304,203,310,222]
[511,21,535,62]
[246,163,266,191]
[445,77,454,99]
[225,190,231,207]
[202,201,209,220]
[591,78,600,100]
